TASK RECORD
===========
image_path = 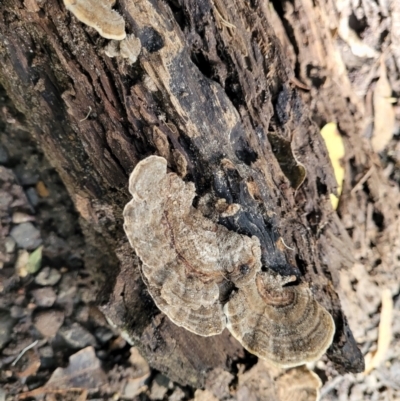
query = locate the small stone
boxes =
[150,374,171,400]
[57,276,77,316]
[31,287,57,307]
[205,368,234,400]
[46,347,107,389]
[110,336,127,351]
[75,305,90,323]
[0,387,6,401]
[12,212,35,224]
[94,326,114,344]
[96,349,108,359]
[194,389,219,401]
[4,237,16,253]
[14,294,26,306]
[35,267,61,286]
[14,165,39,186]
[169,387,186,401]
[123,376,148,398]
[10,305,25,319]
[129,347,150,376]
[88,306,108,327]
[10,222,42,250]
[26,187,39,207]
[0,309,15,350]
[15,249,29,277]
[0,190,13,210]
[39,345,54,358]
[44,233,69,260]
[39,345,55,369]
[0,145,9,164]
[33,310,64,337]
[59,323,97,349]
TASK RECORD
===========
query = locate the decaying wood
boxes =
[1,0,385,390]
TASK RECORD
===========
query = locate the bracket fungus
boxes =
[63,0,126,40]
[224,273,335,367]
[123,156,335,367]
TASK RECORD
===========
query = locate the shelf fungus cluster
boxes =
[123,156,335,368]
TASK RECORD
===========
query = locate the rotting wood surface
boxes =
[0,0,366,388]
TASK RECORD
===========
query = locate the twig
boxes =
[79,106,92,122]
[351,167,373,194]
[11,339,39,366]
[280,237,295,251]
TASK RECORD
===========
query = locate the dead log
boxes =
[0,0,381,390]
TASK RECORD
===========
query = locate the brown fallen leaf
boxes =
[364,289,393,374]
[36,181,50,197]
[371,60,396,153]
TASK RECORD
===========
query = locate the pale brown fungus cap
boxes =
[63,0,126,40]
[123,156,260,336]
[224,272,335,368]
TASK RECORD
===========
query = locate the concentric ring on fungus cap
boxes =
[224,272,335,368]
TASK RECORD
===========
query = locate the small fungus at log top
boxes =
[63,0,126,40]
[104,35,142,64]
[120,35,142,64]
[123,156,335,367]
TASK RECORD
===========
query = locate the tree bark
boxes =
[2,0,389,389]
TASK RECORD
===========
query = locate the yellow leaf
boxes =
[321,122,345,209]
